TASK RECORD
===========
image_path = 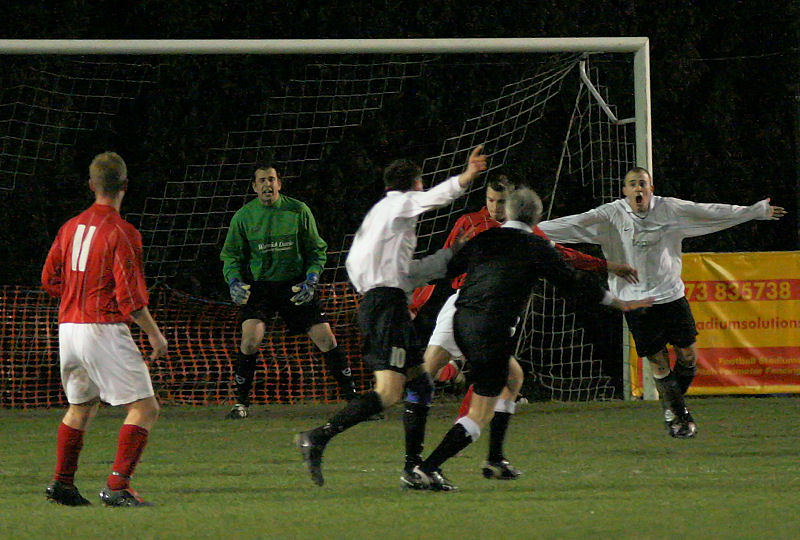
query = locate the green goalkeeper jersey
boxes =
[221,195,327,283]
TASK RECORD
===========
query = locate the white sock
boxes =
[456,416,481,441]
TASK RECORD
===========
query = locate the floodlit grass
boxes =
[1,397,799,539]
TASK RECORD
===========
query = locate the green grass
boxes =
[2,397,799,539]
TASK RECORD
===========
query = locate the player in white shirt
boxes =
[539,167,786,437]
[295,146,487,487]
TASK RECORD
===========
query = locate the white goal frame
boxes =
[0,37,655,400]
[0,38,652,169]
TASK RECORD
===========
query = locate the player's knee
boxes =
[309,323,337,351]
[506,357,524,394]
[64,403,96,429]
[142,397,160,421]
[240,339,260,355]
[423,346,451,374]
[645,349,670,375]
[145,407,160,428]
[405,372,435,405]
[377,387,402,408]
[312,334,336,352]
[675,346,697,368]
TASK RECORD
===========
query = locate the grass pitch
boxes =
[1,397,799,539]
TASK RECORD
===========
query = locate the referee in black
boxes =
[407,187,653,490]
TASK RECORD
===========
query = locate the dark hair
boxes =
[383,159,422,191]
[253,163,279,179]
[625,166,652,180]
[488,173,515,193]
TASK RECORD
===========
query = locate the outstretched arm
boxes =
[533,236,650,310]
[607,261,639,284]
[534,225,639,284]
[765,198,786,220]
[672,197,786,238]
[555,242,639,284]
[538,208,609,245]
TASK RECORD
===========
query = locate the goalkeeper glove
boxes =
[290,272,319,305]
[228,278,251,305]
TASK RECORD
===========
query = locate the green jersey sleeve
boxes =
[299,203,327,276]
[220,210,250,283]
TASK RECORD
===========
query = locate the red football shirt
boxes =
[41,203,149,323]
[409,207,609,313]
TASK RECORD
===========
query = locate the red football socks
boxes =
[107,424,149,490]
[54,422,85,484]
[457,385,474,419]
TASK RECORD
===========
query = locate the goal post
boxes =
[0,37,649,54]
[0,38,653,406]
[0,37,652,166]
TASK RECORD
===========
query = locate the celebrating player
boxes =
[403,177,638,487]
[220,164,357,419]
[42,152,167,507]
[539,167,786,437]
[406,187,653,490]
[294,146,487,487]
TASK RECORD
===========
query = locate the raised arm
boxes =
[457,145,488,188]
[398,146,488,218]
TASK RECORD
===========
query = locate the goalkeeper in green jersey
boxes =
[220,164,357,418]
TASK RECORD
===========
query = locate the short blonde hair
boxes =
[89,152,127,194]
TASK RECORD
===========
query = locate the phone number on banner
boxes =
[684,280,800,302]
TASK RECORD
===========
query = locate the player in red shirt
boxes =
[41,152,168,507]
[403,176,638,484]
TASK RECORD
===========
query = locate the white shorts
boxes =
[59,323,155,406]
[427,291,464,359]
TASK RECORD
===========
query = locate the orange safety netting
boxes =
[0,284,371,408]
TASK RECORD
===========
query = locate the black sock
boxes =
[673,363,697,395]
[422,423,473,472]
[233,352,258,406]
[313,390,384,444]
[654,372,687,416]
[403,402,430,470]
[323,347,358,400]
[488,412,512,463]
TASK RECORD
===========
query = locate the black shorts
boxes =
[453,307,513,397]
[358,287,423,374]
[624,296,698,358]
[239,280,327,335]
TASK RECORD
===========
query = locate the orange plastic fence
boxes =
[0,284,371,408]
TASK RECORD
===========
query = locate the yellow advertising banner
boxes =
[630,251,800,396]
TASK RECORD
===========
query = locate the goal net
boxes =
[0,39,650,407]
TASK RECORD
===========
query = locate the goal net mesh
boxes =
[0,51,638,407]
[514,62,636,400]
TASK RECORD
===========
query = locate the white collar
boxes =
[502,220,533,233]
